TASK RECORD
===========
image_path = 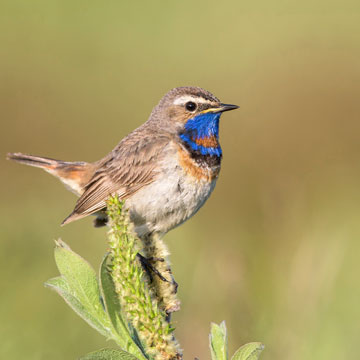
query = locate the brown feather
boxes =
[7,152,95,196]
[62,127,172,225]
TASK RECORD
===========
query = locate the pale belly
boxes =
[124,154,217,238]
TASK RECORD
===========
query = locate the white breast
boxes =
[124,144,217,238]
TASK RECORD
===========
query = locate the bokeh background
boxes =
[1,1,360,359]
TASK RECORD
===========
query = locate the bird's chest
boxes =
[126,143,220,237]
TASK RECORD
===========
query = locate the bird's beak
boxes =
[201,103,239,114]
[216,103,239,113]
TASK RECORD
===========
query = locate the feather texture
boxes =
[62,127,171,225]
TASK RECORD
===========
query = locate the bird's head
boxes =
[150,87,238,156]
[151,86,238,130]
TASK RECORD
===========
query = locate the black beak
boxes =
[216,103,239,113]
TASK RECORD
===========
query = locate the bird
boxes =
[7,86,238,239]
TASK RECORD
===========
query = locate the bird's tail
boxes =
[7,152,95,196]
[7,152,62,169]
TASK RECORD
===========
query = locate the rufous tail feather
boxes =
[7,152,95,197]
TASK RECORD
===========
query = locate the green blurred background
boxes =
[1,1,360,359]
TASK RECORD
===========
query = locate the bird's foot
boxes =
[137,253,169,282]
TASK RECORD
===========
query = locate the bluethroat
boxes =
[7,87,239,238]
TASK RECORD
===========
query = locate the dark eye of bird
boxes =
[185,101,197,112]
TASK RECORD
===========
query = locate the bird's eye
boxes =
[185,101,197,112]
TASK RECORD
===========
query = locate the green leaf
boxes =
[45,277,110,338]
[100,254,128,337]
[209,321,228,360]
[231,343,264,360]
[79,348,140,360]
[45,240,112,338]
[99,254,147,360]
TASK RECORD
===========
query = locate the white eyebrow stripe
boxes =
[173,95,214,105]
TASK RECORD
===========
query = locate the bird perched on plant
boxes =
[7,87,238,238]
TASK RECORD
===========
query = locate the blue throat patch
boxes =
[180,112,222,157]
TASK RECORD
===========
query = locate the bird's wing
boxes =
[62,132,171,225]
